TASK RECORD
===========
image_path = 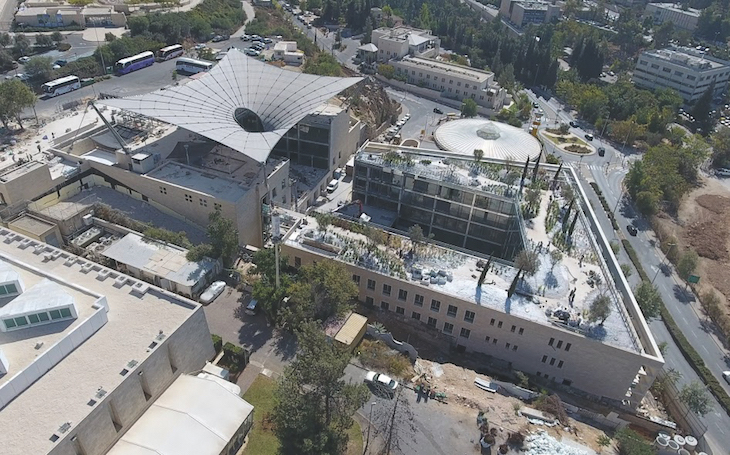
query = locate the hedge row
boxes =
[211,334,223,353]
[589,182,619,230]
[222,342,248,373]
[621,240,730,415]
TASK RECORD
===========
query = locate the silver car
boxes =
[200,281,226,304]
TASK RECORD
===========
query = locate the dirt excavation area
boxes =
[653,176,730,320]
[415,359,607,454]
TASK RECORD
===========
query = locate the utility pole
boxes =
[384,387,402,455]
[363,402,376,455]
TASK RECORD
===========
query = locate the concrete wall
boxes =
[0,162,55,206]
[365,324,418,360]
[330,112,365,172]
[50,304,214,455]
[282,243,663,405]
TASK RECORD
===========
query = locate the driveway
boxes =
[344,363,479,455]
[203,285,296,380]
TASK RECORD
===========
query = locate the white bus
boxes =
[176,57,214,75]
[41,75,81,97]
[157,44,184,61]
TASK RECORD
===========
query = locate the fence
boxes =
[657,369,708,447]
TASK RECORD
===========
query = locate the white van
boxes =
[326,179,339,193]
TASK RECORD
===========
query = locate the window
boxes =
[0,283,18,295]
[427,317,437,327]
[214,203,221,210]
[492,338,498,344]
[184,194,193,203]
[352,274,360,285]
[558,360,564,368]
[396,306,405,315]
[430,299,441,312]
[505,342,510,349]
[485,336,491,342]
[398,289,407,301]
[412,311,421,321]
[443,322,454,334]
[3,318,16,329]
[159,186,167,194]
[38,312,49,322]
[365,296,374,306]
[457,81,461,86]
[459,328,471,339]
[464,310,475,324]
[497,321,503,328]
[367,279,376,290]
[548,338,555,347]
[512,345,518,351]
[49,309,63,320]
[518,328,524,335]
[549,358,556,366]
[414,294,424,307]
[295,257,301,267]
[28,313,40,324]
[380,301,389,311]
[447,305,458,317]
[511,325,516,333]
[556,340,563,349]
[490,318,495,326]
[281,179,286,189]
[542,355,548,363]
[382,284,391,296]
[199,198,207,207]
[565,343,571,352]
[562,379,572,386]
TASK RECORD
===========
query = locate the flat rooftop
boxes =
[397,57,492,83]
[648,2,701,16]
[0,228,201,455]
[643,46,730,70]
[146,161,249,203]
[0,161,47,183]
[7,214,56,237]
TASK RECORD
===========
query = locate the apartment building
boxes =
[281,143,664,408]
[391,56,508,110]
[15,5,127,28]
[0,227,216,455]
[633,46,730,104]
[644,3,701,33]
[500,0,561,27]
[371,26,440,63]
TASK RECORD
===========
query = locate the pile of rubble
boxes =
[525,431,592,455]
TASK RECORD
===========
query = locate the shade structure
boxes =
[102,49,363,162]
[434,118,541,162]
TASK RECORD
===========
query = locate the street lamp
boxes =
[364,402,377,455]
[652,242,676,284]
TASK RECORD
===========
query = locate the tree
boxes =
[13,34,30,57]
[362,16,373,44]
[651,367,680,395]
[596,434,611,454]
[588,294,612,325]
[615,427,654,455]
[273,321,369,455]
[473,148,484,163]
[515,249,539,277]
[35,34,53,48]
[692,81,714,134]
[676,249,698,280]
[461,98,478,118]
[679,381,712,416]
[50,31,64,44]
[377,63,395,79]
[634,281,662,318]
[282,260,358,330]
[105,32,117,42]
[0,79,37,130]
[653,21,674,48]
[0,32,10,47]
[549,249,563,270]
[128,16,150,36]
[207,207,238,266]
[24,56,53,80]
[620,263,633,278]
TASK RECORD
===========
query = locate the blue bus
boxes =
[115,51,155,75]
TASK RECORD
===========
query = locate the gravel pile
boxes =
[525,431,589,455]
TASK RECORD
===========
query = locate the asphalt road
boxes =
[384,87,462,146]
[526,89,730,452]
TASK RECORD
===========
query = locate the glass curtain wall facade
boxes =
[353,160,524,260]
[272,123,331,169]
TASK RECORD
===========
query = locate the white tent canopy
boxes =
[103,50,362,163]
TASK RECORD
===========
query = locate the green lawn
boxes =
[346,420,363,455]
[242,375,279,455]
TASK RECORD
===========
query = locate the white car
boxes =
[723,371,730,385]
[215,52,227,61]
[365,371,398,395]
[18,56,30,64]
[194,43,207,50]
[200,281,226,304]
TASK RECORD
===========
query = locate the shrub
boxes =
[358,338,412,379]
[56,42,71,51]
[222,342,248,372]
[211,334,223,353]
[589,182,619,230]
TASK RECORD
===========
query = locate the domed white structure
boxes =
[103,50,362,163]
[433,118,541,162]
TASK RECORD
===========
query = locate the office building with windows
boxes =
[280,143,664,408]
[633,46,730,104]
[371,26,441,63]
[644,3,701,32]
[500,0,561,27]
[390,57,508,110]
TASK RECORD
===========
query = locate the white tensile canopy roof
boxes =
[103,50,363,162]
[433,118,541,162]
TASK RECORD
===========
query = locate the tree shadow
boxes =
[585,324,607,341]
[274,330,298,362]
[544,271,558,289]
[236,316,273,354]
[475,286,483,305]
[673,284,696,304]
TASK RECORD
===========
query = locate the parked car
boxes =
[433,107,443,114]
[245,48,261,56]
[326,179,339,193]
[18,56,30,64]
[240,34,251,41]
[723,371,730,385]
[365,371,398,396]
[215,51,227,61]
[245,299,259,315]
[251,35,262,41]
[626,224,638,236]
[200,281,226,304]
[532,102,539,108]
[597,147,605,157]
[584,133,594,141]
[54,59,67,67]
[212,34,229,42]
[194,43,207,50]
[569,120,578,127]
[263,37,273,44]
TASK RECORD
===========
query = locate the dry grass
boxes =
[358,338,414,380]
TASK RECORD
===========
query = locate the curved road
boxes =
[526,89,730,454]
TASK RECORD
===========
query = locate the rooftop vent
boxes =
[58,422,72,434]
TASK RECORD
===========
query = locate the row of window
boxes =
[2,307,73,330]
[159,186,223,209]
[638,59,730,82]
[490,318,524,335]
[399,68,480,90]
[548,337,572,352]
[541,355,565,369]
[536,371,572,387]
[483,335,519,351]
[0,282,19,296]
